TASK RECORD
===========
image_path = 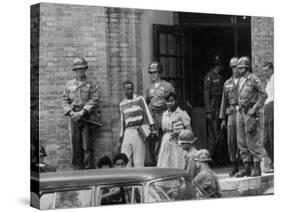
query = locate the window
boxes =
[97,185,142,205]
[147,176,194,202]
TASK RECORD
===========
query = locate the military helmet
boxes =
[237,56,251,69]
[148,61,163,73]
[178,129,197,145]
[72,58,88,70]
[194,149,212,162]
[229,57,239,68]
[40,145,47,157]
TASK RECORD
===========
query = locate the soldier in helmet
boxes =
[219,57,240,176]
[145,61,175,165]
[192,149,221,198]
[203,55,224,158]
[178,129,198,180]
[235,56,267,177]
[62,58,100,170]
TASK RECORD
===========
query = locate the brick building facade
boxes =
[31,3,273,171]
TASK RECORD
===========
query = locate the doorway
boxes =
[153,14,251,150]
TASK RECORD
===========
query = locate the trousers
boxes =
[207,101,220,156]
[227,112,238,162]
[121,127,145,167]
[69,118,94,170]
[264,102,274,163]
[237,110,263,162]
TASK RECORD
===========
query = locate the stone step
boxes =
[218,173,274,197]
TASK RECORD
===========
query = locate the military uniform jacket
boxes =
[204,70,224,113]
[146,79,175,110]
[219,77,239,119]
[62,77,99,115]
[238,72,267,112]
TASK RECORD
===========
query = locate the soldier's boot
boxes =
[235,161,251,178]
[229,163,239,177]
[250,161,261,177]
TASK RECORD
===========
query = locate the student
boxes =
[113,153,129,168]
[97,156,112,169]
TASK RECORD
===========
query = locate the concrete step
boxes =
[218,172,274,197]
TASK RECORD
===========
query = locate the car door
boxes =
[95,184,143,206]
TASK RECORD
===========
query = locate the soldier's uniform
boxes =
[235,57,267,177]
[192,149,221,198]
[62,58,99,170]
[204,69,224,156]
[146,62,175,165]
[219,57,240,176]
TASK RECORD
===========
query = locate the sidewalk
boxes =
[214,166,274,197]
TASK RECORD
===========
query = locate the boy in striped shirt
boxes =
[118,81,155,167]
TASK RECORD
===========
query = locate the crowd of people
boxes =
[33,55,273,199]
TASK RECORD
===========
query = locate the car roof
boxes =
[34,167,188,191]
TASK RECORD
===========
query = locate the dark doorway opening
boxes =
[153,13,251,154]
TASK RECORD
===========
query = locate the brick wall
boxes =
[31,4,40,159]
[251,16,274,83]
[32,3,143,170]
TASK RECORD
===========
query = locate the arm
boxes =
[119,105,125,138]
[204,75,212,114]
[61,83,72,116]
[83,84,99,113]
[219,83,228,120]
[252,77,268,112]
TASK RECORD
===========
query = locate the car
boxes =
[31,167,202,209]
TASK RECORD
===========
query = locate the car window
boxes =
[54,189,92,209]
[148,176,194,202]
[97,185,142,205]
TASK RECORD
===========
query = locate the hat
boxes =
[237,56,251,69]
[194,149,212,162]
[72,58,88,70]
[178,129,197,145]
[148,62,163,73]
[229,57,239,68]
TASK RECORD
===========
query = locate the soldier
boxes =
[204,55,224,157]
[146,61,175,165]
[62,58,100,170]
[178,129,198,180]
[219,57,240,176]
[118,81,155,167]
[235,56,267,177]
[192,149,221,198]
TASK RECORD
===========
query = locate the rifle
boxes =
[81,118,103,127]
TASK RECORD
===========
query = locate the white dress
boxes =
[157,107,191,169]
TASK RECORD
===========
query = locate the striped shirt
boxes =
[120,95,154,137]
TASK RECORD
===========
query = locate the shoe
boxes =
[250,161,261,177]
[235,161,251,178]
[229,163,239,177]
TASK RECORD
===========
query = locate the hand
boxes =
[71,111,84,122]
[247,108,256,116]
[169,131,179,140]
[117,137,123,153]
[150,124,156,133]
[206,112,212,120]
[220,120,226,130]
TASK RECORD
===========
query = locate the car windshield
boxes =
[147,176,194,202]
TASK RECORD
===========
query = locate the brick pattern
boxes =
[31,4,40,158]
[32,3,144,170]
[251,16,274,84]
